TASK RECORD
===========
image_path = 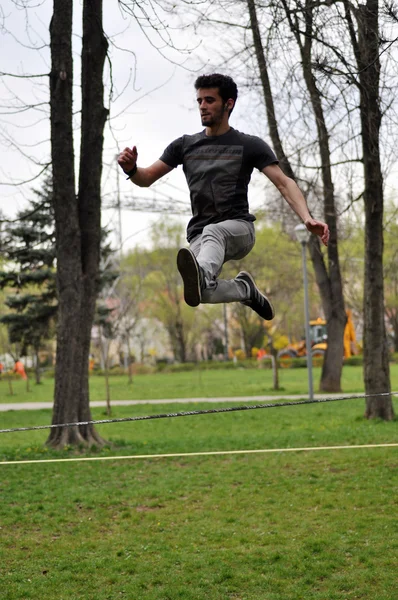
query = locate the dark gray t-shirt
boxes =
[159,127,278,242]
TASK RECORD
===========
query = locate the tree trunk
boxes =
[127,336,133,385]
[270,346,279,391]
[34,347,41,384]
[47,0,109,448]
[308,237,331,318]
[249,0,346,391]
[7,373,14,396]
[347,1,393,419]
[175,318,187,362]
[100,329,112,416]
[296,1,346,391]
[171,308,188,362]
[26,374,30,393]
[78,0,109,432]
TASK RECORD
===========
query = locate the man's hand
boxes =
[118,146,138,174]
[261,166,330,247]
[305,218,330,247]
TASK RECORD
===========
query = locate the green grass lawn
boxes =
[1,363,395,404]
[0,396,397,599]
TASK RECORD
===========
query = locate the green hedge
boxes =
[94,365,155,376]
[286,358,308,369]
[390,352,398,364]
[35,353,398,379]
[161,358,275,373]
[343,356,363,366]
[94,356,367,374]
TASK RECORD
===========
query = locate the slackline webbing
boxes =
[0,391,396,435]
[1,443,398,466]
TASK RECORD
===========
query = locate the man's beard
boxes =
[201,109,223,127]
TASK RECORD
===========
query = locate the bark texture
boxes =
[48,0,109,447]
[294,0,346,391]
[349,1,393,419]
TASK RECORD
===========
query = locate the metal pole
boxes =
[301,242,314,400]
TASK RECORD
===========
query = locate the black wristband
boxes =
[125,164,137,179]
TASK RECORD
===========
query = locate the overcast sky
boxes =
[3,1,396,254]
[0,0,273,252]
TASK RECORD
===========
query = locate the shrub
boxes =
[288,358,308,369]
[257,357,273,370]
[161,362,200,373]
[133,364,156,375]
[156,359,267,373]
[42,367,56,378]
[94,364,156,376]
[161,361,236,373]
[234,349,246,361]
[344,356,363,367]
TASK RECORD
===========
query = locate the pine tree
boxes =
[0,178,57,383]
[1,177,119,387]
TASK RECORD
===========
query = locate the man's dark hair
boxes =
[194,73,238,114]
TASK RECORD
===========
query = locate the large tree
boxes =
[248,0,347,391]
[48,0,109,447]
[348,0,393,418]
[306,0,395,418]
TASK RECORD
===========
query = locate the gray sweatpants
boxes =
[189,219,255,304]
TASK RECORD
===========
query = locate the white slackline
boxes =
[0,442,397,466]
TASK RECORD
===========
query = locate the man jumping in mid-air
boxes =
[118,73,329,320]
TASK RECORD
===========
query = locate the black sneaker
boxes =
[177,248,204,307]
[236,271,275,320]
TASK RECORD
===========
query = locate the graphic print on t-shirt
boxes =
[184,144,243,218]
[159,128,278,240]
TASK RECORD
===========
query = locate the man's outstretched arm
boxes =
[118,146,173,187]
[262,164,330,247]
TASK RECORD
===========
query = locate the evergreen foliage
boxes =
[0,178,119,366]
[0,178,57,360]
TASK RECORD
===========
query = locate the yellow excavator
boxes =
[278,310,357,367]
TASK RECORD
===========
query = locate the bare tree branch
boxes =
[0,71,48,78]
[0,163,50,187]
